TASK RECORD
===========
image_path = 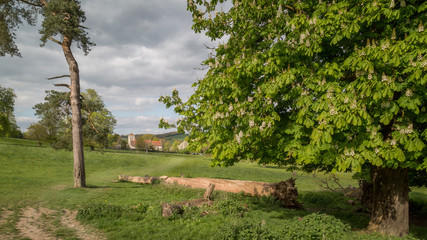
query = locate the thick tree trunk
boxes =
[368,166,409,237]
[62,36,85,188]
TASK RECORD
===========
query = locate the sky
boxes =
[0,0,215,135]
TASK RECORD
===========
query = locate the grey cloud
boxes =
[1,0,212,135]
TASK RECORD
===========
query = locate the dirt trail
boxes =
[1,207,106,240]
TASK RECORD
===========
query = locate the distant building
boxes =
[144,140,163,151]
[128,133,136,149]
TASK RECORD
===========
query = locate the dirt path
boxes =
[1,207,106,240]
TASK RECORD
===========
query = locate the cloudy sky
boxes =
[0,0,215,135]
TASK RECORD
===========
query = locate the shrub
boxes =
[280,213,350,240]
[216,220,277,240]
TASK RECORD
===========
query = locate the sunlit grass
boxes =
[1,137,426,239]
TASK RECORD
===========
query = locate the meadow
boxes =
[0,137,426,239]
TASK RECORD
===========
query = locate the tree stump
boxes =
[203,183,215,200]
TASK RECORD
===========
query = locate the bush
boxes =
[217,220,277,240]
[280,213,350,240]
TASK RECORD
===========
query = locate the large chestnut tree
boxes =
[160,0,427,237]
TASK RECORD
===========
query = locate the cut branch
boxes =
[47,75,70,80]
[53,83,70,89]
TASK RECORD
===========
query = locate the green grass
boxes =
[1,137,426,239]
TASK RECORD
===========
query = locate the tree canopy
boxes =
[162,0,426,172]
[33,89,116,150]
[161,0,426,236]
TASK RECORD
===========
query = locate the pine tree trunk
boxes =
[62,36,86,188]
[368,166,409,237]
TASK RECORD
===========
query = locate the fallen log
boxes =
[119,175,301,208]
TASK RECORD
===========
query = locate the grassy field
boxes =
[0,137,426,239]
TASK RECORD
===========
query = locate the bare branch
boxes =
[87,111,100,133]
[193,66,208,71]
[47,75,70,80]
[203,44,216,50]
[79,25,89,29]
[53,83,70,89]
[320,174,346,192]
[47,37,62,45]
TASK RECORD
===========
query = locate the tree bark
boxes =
[368,166,409,237]
[62,36,85,188]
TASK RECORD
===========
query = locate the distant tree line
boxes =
[0,84,22,138]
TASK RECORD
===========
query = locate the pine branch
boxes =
[18,0,44,7]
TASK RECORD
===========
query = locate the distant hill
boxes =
[155,132,188,142]
[121,132,188,143]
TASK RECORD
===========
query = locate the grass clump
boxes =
[77,202,149,221]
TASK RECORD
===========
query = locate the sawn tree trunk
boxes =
[368,166,409,237]
[62,36,86,188]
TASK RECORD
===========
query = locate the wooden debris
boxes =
[162,184,215,218]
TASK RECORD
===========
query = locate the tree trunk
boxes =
[62,36,85,188]
[368,166,409,237]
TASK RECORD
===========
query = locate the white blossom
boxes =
[390,139,397,146]
[400,0,406,7]
[235,130,244,144]
[301,90,309,96]
[248,96,253,102]
[344,96,349,104]
[375,148,380,154]
[329,106,338,115]
[368,73,373,80]
[418,21,424,32]
[381,101,390,108]
[381,72,388,82]
[229,104,233,111]
[350,100,357,109]
[249,120,255,128]
[389,0,395,8]
[381,41,390,50]
[405,89,413,97]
